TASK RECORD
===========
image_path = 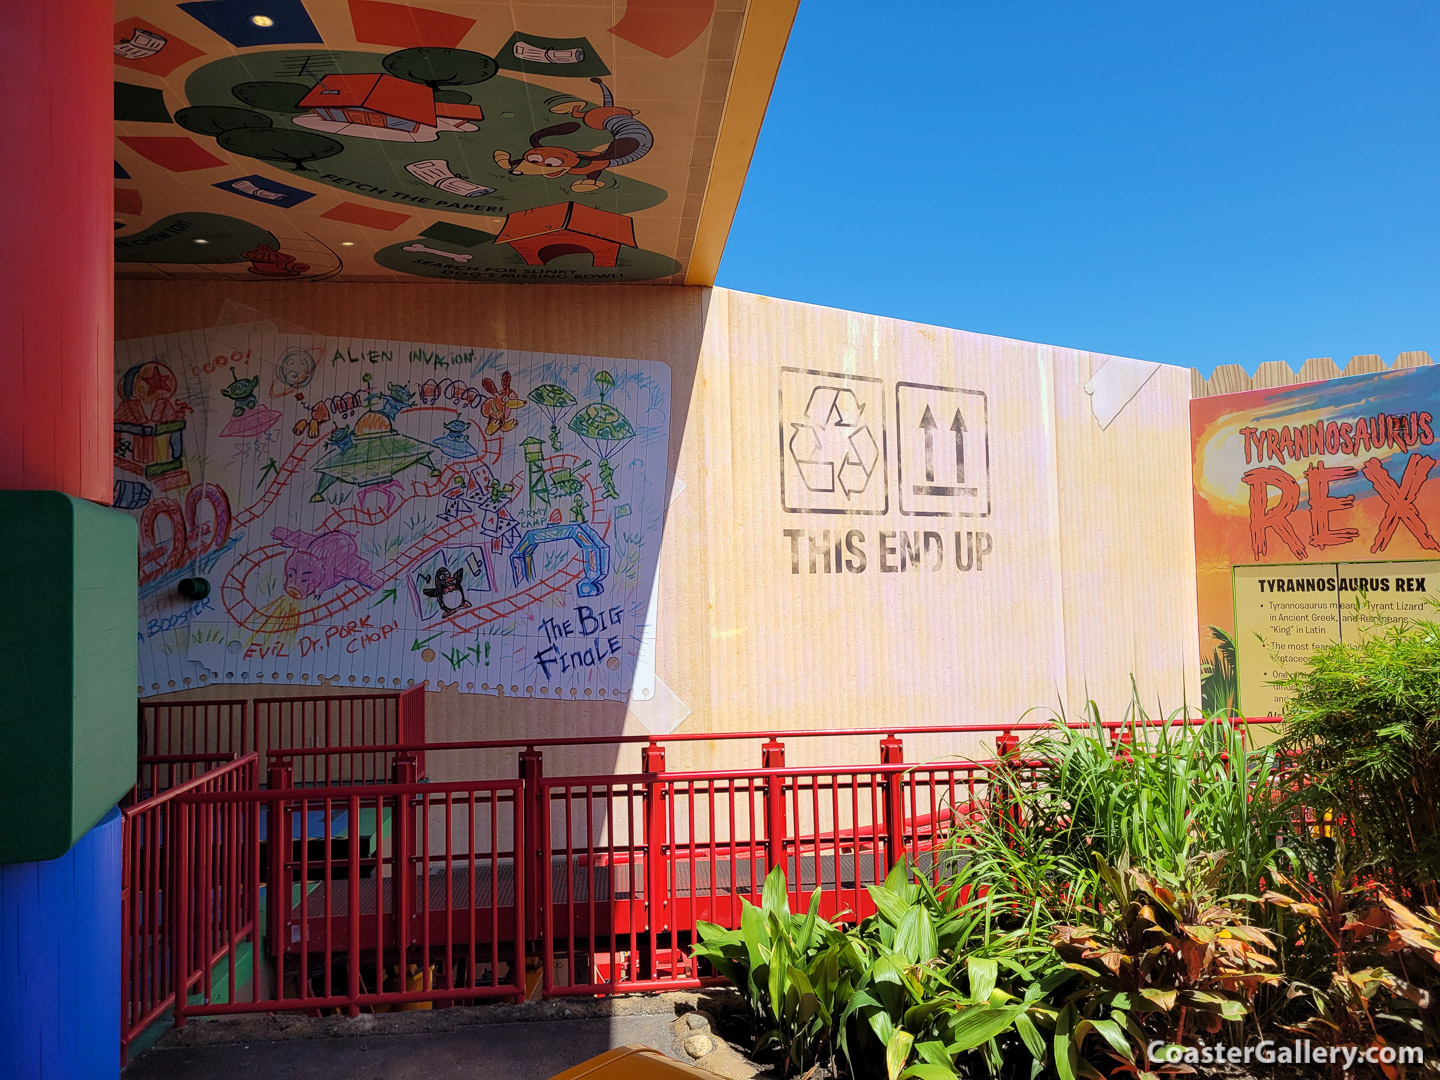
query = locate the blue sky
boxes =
[717,1,1440,378]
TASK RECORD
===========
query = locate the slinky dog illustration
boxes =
[492,78,653,193]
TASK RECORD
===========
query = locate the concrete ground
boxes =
[123,992,761,1080]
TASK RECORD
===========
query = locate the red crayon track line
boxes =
[318,459,485,532]
[220,433,616,638]
[235,438,321,527]
[221,542,372,633]
[444,557,584,634]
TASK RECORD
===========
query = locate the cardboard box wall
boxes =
[119,282,1201,782]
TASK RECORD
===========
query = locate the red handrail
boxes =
[140,689,429,783]
[121,753,259,1065]
[269,714,1274,761]
[168,773,526,1022]
[123,711,1290,1033]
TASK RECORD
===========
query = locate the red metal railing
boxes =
[531,718,1272,994]
[169,762,524,1023]
[535,747,1019,995]
[255,686,426,783]
[268,712,1247,792]
[121,753,258,1065]
[139,699,250,758]
[138,687,427,781]
[125,753,243,807]
[122,713,1279,1038]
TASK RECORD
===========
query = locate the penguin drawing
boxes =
[422,566,469,616]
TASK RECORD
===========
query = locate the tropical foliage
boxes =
[1052,852,1280,1075]
[691,696,1440,1079]
[1275,612,1440,906]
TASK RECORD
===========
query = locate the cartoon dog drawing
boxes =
[479,371,526,435]
[492,78,653,193]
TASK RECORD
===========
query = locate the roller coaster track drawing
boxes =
[222,449,609,635]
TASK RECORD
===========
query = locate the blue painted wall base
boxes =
[0,807,121,1079]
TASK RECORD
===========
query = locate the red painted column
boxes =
[0,7,118,1075]
[0,0,113,502]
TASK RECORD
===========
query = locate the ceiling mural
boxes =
[114,1,753,284]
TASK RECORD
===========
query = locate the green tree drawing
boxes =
[174,105,272,137]
[1199,624,1238,716]
[216,128,343,172]
[231,81,312,113]
[382,47,497,91]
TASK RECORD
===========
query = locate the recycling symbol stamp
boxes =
[779,367,888,514]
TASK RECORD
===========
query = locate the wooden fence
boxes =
[1191,351,1433,399]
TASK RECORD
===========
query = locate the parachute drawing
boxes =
[568,402,634,500]
[528,383,577,450]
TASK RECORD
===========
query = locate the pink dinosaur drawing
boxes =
[272,527,384,600]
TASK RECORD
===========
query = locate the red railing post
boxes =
[266,762,292,973]
[642,742,669,976]
[511,781,527,1003]
[880,736,906,874]
[1111,727,1134,764]
[761,739,787,885]
[392,755,417,967]
[989,731,1023,832]
[172,795,192,1029]
[518,747,544,941]
[399,685,427,778]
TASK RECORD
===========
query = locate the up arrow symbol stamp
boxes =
[951,408,966,485]
[912,402,973,497]
[896,381,989,517]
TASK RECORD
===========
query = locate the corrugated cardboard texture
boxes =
[118,282,1200,779]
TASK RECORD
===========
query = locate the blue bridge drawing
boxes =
[510,523,609,597]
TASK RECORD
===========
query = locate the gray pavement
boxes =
[122,992,759,1080]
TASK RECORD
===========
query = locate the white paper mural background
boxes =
[118,325,670,700]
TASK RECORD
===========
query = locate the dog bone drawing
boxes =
[402,243,473,263]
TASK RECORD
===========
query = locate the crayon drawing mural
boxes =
[1191,365,1440,717]
[114,0,744,283]
[118,325,671,699]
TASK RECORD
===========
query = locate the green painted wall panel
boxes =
[0,491,137,863]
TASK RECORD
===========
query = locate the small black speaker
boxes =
[178,577,211,601]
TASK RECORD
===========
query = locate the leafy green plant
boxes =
[1377,897,1440,1068]
[945,755,1101,937]
[1263,841,1387,990]
[1263,844,1440,1076]
[1052,852,1279,1079]
[692,866,865,1074]
[691,683,1440,1080]
[951,702,1290,936]
[695,862,1069,1080]
[1042,706,1287,897]
[1276,610,1440,906]
[844,862,1067,1080]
